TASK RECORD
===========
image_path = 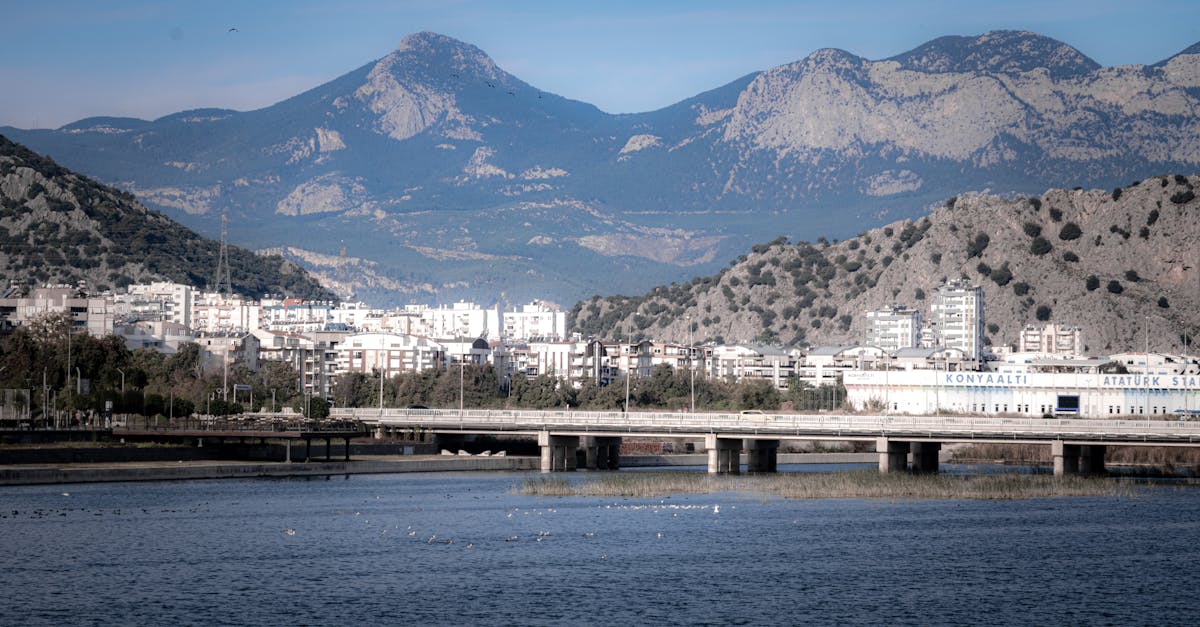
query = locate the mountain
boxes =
[0,135,334,300]
[4,30,1200,306]
[570,175,1200,355]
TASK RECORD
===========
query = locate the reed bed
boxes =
[519,471,1134,500]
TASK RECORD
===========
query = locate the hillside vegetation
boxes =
[0,135,334,299]
[571,175,1200,354]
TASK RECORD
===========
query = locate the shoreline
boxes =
[0,452,881,486]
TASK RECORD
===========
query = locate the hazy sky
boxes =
[3,0,1199,129]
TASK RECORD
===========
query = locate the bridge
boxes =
[112,417,367,462]
[330,407,1200,475]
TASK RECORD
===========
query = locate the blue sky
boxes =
[2,0,1199,129]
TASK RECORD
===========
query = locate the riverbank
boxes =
[0,452,881,486]
[520,470,1137,500]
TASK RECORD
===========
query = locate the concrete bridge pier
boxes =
[706,435,741,474]
[583,436,622,470]
[877,438,910,474]
[744,439,779,473]
[911,442,941,474]
[539,432,580,472]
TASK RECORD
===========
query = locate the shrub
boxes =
[945,196,957,209]
[1063,251,1079,263]
[1106,280,1124,294]
[914,288,925,300]
[1125,270,1140,282]
[1058,222,1082,240]
[1147,209,1159,225]
[1139,226,1150,239]
[976,262,991,276]
[1023,222,1042,238]
[1028,197,1042,211]
[1085,276,1099,291]
[1171,190,1195,204]
[987,323,1000,334]
[930,252,942,265]
[1174,174,1188,184]
[990,264,1013,286]
[1049,207,1063,222]
[1030,236,1052,256]
[1111,187,1122,201]
[1158,296,1170,309]
[1013,282,1030,296]
[966,233,990,258]
[1035,305,1051,321]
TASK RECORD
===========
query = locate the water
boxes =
[2,467,1199,625]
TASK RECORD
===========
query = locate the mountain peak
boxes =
[888,30,1100,78]
[1152,40,1200,66]
[380,31,505,84]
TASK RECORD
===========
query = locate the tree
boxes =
[966,233,990,258]
[1085,276,1100,291]
[990,264,1013,286]
[1035,305,1052,321]
[1106,280,1124,294]
[1030,236,1052,256]
[1058,222,1082,240]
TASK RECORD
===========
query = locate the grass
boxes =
[519,470,1134,500]
[951,443,1200,475]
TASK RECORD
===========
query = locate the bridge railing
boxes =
[116,415,366,434]
[328,408,1200,440]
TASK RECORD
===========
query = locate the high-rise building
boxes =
[865,306,922,352]
[929,279,984,360]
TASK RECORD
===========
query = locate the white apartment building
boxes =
[114,320,194,354]
[1017,323,1084,356]
[251,329,335,400]
[0,286,112,336]
[195,332,259,372]
[336,333,444,378]
[260,298,332,332]
[504,301,566,341]
[328,302,386,329]
[192,292,260,334]
[865,306,922,352]
[122,282,194,327]
[408,302,500,340]
[928,279,984,361]
[441,338,493,366]
[708,344,797,389]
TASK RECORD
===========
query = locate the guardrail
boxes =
[329,408,1200,443]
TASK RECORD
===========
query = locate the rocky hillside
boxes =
[570,175,1200,355]
[5,31,1200,305]
[0,135,334,299]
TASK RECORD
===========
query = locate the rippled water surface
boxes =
[2,467,1199,625]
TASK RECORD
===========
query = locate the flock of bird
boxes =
[273,499,726,554]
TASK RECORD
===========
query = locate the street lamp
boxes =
[117,368,125,394]
[624,324,632,413]
[459,359,465,411]
[687,316,695,413]
[1145,315,1151,417]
